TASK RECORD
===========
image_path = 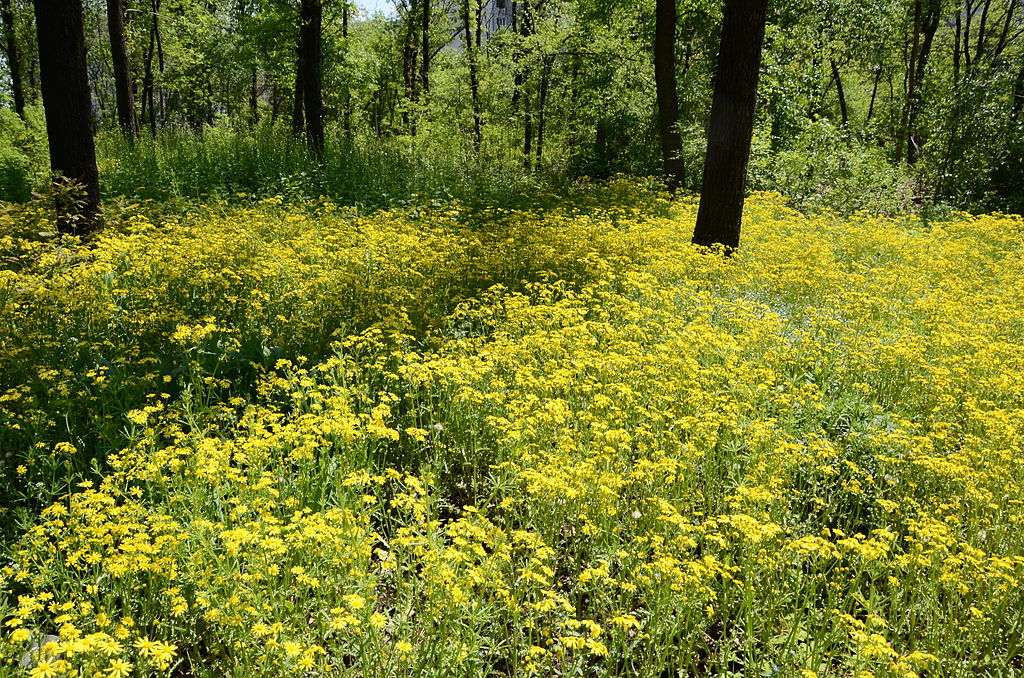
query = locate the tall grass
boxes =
[96,123,563,209]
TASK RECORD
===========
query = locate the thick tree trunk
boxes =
[34,0,101,233]
[691,0,769,252]
[107,0,139,136]
[654,0,685,189]
[299,0,324,157]
[1,0,24,118]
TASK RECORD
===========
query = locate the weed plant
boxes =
[1,181,1023,677]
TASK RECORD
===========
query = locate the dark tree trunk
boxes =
[1,0,24,118]
[299,0,323,156]
[1012,66,1024,121]
[421,0,430,94]
[343,2,352,138]
[152,0,165,125]
[897,0,923,163]
[34,0,101,233]
[462,0,482,151]
[141,7,155,135]
[830,59,848,127]
[107,0,139,136]
[908,0,939,162]
[654,0,685,189]
[867,65,881,122]
[249,68,259,126]
[292,64,304,136]
[906,0,940,163]
[536,55,552,164]
[402,0,418,131]
[691,0,769,252]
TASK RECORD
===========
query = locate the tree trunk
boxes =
[654,0,685,189]
[867,65,881,122]
[462,0,482,152]
[1012,66,1024,121]
[1,0,24,118]
[141,5,157,135]
[830,59,848,127]
[897,0,922,163]
[34,0,101,233]
[907,0,940,163]
[299,0,324,157]
[691,0,769,252]
[107,0,139,136]
[292,64,304,136]
[421,0,430,94]
[343,2,352,139]
[536,55,552,165]
[249,68,259,126]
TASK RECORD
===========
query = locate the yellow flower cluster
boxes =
[2,181,1023,676]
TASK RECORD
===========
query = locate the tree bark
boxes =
[292,64,304,136]
[830,59,848,127]
[691,0,769,252]
[536,55,552,164]
[300,0,324,157]
[34,0,101,233]
[462,0,482,151]
[896,0,922,163]
[907,0,940,163]
[654,0,685,189]
[342,2,352,139]
[141,4,157,135]
[421,0,430,94]
[107,0,139,136]
[1,0,24,118]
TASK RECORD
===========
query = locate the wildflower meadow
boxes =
[0,181,1022,677]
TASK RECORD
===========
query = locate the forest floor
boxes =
[1,181,1023,677]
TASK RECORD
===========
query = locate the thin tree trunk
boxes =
[830,59,848,127]
[249,68,259,126]
[343,2,352,138]
[34,0,101,232]
[107,0,139,136]
[954,8,962,84]
[1012,66,1024,120]
[299,0,324,157]
[535,55,552,164]
[867,65,881,122]
[421,0,430,94]
[908,0,940,163]
[692,0,769,252]
[897,0,922,163]
[142,6,157,135]
[462,0,482,151]
[292,65,304,136]
[654,0,685,189]
[1,0,24,118]
[153,0,165,125]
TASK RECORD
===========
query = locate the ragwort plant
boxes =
[1,181,1023,677]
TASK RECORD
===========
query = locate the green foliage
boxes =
[0,107,46,203]
[756,120,916,215]
[95,122,561,208]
